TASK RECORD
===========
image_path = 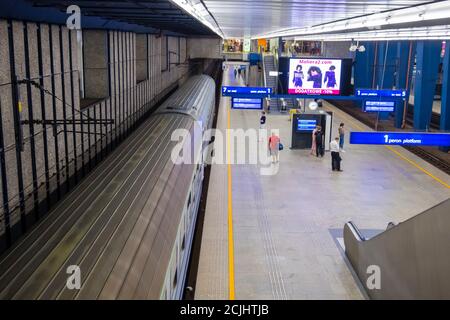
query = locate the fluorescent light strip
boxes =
[290,25,450,41]
[169,0,224,38]
[252,1,450,39]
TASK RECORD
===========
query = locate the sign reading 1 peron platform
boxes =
[222,86,272,97]
[350,132,450,146]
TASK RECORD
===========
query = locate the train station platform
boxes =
[195,62,450,300]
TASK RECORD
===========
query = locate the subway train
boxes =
[0,75,216,299]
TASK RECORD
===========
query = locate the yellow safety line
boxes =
[227,101,236,300]
[385,146,450,189]
[331,107,450,189]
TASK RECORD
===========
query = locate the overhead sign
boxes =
[350,132,450,147]
[356,89,408,98]
[364,101,396,112]
[231,98,263,110]
[269,71,279,77]
[296,119,317,132]
[222,86,273,97]
[288,58,343,95]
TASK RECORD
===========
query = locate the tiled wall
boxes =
[0,19,193,247]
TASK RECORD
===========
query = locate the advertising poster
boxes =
[288,58,342,95]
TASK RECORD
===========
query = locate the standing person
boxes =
[330,137,343,172]
[234,67,238,79]
[338,123,346,152]
[259,111,267,141]
[315,126,324,157]
[260,111,266,129]
[310,125,318,155]
[238,67,242,78]
[268,132,280,163]
[266,98,271,113]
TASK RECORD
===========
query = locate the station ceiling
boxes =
[5,0,444,38]
[203,0,437,38]
[19,0,217,36]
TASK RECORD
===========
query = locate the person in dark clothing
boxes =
[324,65,337,88]
[330,137,343,171]
[315,126,324,157]
[307,66,323,89]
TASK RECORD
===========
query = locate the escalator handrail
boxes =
[345,221,366,242]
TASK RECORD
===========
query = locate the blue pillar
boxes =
[375,41,397,89]
[354,42,375,108]
[354,42,375,90]
[395,41,415,128]
[440,41,450,152]
[441,41,450,132]
[375,41,398,120]
[414,41,442,131]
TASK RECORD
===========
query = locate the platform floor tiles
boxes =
[195,63,450,300]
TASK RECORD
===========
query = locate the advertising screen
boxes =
[296,119,317,132]
[288,58,343,95]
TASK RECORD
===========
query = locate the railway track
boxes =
[328,100,450,176]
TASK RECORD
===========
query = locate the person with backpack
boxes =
[268,132,281,163]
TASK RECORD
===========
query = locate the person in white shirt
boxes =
[330,137,343,172]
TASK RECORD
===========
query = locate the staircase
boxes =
[263,55,277,91]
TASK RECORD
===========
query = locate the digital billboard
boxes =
[288,58,343,95]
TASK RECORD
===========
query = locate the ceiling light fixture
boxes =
[169,0,224,38]
[252,1,450,40]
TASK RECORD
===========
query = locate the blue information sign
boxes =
[231,98,263,110]
[222,86,273,97]
[356,89,408,98]
[364,101,396,112]
[297,119,317,132]
[350,132,450,146]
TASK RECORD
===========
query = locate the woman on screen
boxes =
[324,65,337,88]
[307,66,323,88]
[293,65,304,87]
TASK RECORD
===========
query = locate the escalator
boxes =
[344,198,450,299]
